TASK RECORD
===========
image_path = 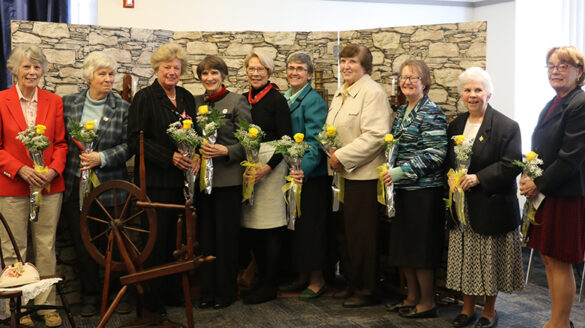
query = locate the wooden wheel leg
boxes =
[182,272,193,328]
[97,286,128,328]
[101,232,114,318]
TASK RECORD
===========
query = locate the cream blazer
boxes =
[326,74,391,180]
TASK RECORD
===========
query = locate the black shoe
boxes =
[399,306,438,319]
[385,302,415,312]
[332,288,353,299]
[115,300,132,314]
[570,321,574,328]
[452,313,477,327]
[80,303,98,317]
[278,281,309,292]
[342,294,375,308]
[243,286,277,305]
[198,299,214,309]
[213,300,235,309]
[474,312,498,328]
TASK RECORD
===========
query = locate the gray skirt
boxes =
[446,223,524,296]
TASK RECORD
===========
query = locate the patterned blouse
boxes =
[391,94,448,190]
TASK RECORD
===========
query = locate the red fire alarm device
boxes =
[123,0,134,8]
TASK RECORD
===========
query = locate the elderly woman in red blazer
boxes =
[0,45,67,328]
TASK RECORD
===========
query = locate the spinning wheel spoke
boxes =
[81,180,157,272]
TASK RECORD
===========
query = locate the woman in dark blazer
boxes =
[194,55,252,309]
[62,51,131,317]
[127,43,197,314]
[446,67,523,328]
[520,46,585,328]
[279,53,329,299]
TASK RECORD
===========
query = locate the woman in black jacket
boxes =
[446,67,523,328]
[520,46,585,328]
[127,43,197,315]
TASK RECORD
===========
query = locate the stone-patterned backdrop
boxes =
[9,20,485,304]
[11,20,486,116]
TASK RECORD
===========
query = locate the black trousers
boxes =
[198,185,242,304]
[336,179,379,293]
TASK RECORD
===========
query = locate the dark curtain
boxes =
[0,0,68,90]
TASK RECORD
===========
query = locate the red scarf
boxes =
[248,83,279,105]
[205,85,228,102]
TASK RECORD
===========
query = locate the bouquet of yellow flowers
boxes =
[167,119,203,203]
[196,105,225,194]
[269,133,309,230]
[446,135,474,225]
[377,134,399,218]
[316,124,343,211]
[513,151,544,244]
[234,119,265,204]
[16,125,50,222]
[68,120,100,209]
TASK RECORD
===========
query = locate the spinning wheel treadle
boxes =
[80,180,157,272]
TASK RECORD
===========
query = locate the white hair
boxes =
[82,51,117,82]
[457,66,494,96]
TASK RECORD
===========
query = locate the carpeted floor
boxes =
[19,248,585,327]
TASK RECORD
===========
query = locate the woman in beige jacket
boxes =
[326,44,391,307]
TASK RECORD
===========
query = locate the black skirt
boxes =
[290,175,330,272]
[389,187,445,269]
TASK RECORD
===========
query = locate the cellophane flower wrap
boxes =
[446,135,474,226]
[269,133,309,230]
[68,119,99,210]
[376,134,399,218]
[513,151,543,244]
[196,105,224,195]
[234,119,264,205]
[167,119,202,204]
[16,125,50,222]
[316,124,343,211]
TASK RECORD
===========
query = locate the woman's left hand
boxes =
[40,168,59,189]
[192,155,201,175]
[460,174,479,191]
[383,170,393,187]
[80,152,101,171]
[289,169,304,184]
[200,143,228,159]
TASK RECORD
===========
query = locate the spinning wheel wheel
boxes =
[80,180,157,272]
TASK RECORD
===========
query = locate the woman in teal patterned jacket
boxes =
[383,59,447,319]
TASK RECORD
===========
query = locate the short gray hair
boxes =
[287,53,314,75]
[244,49,275,75]
[6,45,48,78]
[82,51,118,82]
[458,66,494,96]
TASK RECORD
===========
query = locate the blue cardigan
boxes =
[288,85,328,180]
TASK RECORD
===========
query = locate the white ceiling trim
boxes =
[324,0,514,8]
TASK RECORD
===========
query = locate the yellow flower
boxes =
[454,135,466,146]
[198,105,209,115]
[36,124,47,135]
[182,120,193,130]
[249,127,259,139]
[85,121,96,131]
[384,134,394,143]
[294,133,304,143]
[326,125,336,137]
[526,151,539,162]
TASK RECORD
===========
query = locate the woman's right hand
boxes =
[289,169,304,184]
[245,164,271,184]
[172,151,193,172]
[17,166,48,188]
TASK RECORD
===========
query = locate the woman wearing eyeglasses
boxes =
[240,49,292,304]
[519,46,585,328]
[382,59,447,319]
[278,53,329,299]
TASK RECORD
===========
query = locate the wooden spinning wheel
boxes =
[80,132,214,328]
[80,180,157,272]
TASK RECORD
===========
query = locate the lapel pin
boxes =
[479,136,484,142]
[103,117,109,122]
